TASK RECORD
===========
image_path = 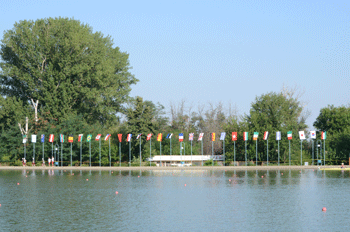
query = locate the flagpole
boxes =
[191,140,193,166]
[42,139,44,164]
[149,137,151,167]
[109,138,111,167]
[119,141,121,167]
[139,137,141,167]
[80,139,82,166]
[99,139,101,167]
[180,142,182,164]
[324,139,326,166]
[234,140,236,166]
[312,139,314,166]
[89,140,91,167]
[245,140,247,166]
[267,139,269,166]
[278,140,280,166]
[300,140,303,166]
[129,140,131,167]
[51,142,53,161]
[160,141,162,167]
[70,142,72,166]
[289,140,291,166]
[61,142,63,167]
[212,140,214,167]
[201,139,203,166]
[33,142,35,165]
[256,139,258,166]
[223,139,225,166]
[170,137,172,163]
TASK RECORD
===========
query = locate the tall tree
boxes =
[0,17,137,126]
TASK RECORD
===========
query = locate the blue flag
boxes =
[166,133,173,139]
[41,134,45,143]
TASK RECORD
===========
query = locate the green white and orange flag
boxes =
[287,131,292,140]
[253,132,259,141]
[321,131,327,140]
[243,132,248,141]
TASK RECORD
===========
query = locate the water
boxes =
[1,169,350,231]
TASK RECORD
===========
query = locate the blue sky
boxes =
[1,0,349,129]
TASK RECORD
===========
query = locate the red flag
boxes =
[68,136,73,143]
[78,134,83,142]
[95,134,101,141]
[118,134,122,143]
[146,134,152,141]
[49,134,54,143]
[232,132,237,141]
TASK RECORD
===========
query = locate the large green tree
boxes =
[0,17,137,126]
[314,105,350,164]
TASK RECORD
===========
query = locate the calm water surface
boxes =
[1,169,350,231]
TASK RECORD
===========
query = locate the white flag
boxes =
[299,131,306,140]
[310,131,316,139]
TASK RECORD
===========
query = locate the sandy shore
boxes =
[0,165,342,171]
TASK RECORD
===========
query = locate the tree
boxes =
[0,17,137,126]
[239,91,308,164]
[314,105,350,164]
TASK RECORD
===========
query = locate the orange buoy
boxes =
[261,176,264,178]
[322,207,327,211]
[229,179,231,182]
[17,183,20,185]
[184,184,187,187]
[86,179,88,181]
[281,173,283,175]
[115,191,119,194]
[138,176,140,178]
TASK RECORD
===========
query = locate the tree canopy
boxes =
[0,17,137,126]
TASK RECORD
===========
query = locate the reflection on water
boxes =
[1,169,350,231]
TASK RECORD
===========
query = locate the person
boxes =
[23,158,26,166]
[341,163,345,168]
[48,157,51,167]
[42,158,45,166]
[32,158,35,166]
[22,158,25,166]
[52,156,55,167]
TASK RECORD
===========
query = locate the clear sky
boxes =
[1,0,349,129]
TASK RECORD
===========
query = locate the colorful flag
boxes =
[263,131,269,140]
[95,134,101,141]
[166,133,173,139]
[211,133,215,141]
[243,132,248,141]
[127,134,132,142]
[146,134,152,141]
[68,135,74,143]
[276,131,281,141]
[41,134,45,143]
[253,132,259,141]
[31,135,37,143]
[60,134,64,143]
[78,134,83,142]
[118,134,122,142]
[157,133,162,142]
[321,131,327,140]
[220,132,226,141]
[49,134,54,143]
[105,134,111,141]
[232,132,237,141]
[179,133,184,142]
[310,131,316,139]
[23,135,27,144]
[136,134,142,139]
[287,131,292,140]
[299,131,305,140]
[87,134,92,142]
[198,133,204,141]
[189,133,194,141]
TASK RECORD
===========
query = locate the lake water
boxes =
[0,169,349,231]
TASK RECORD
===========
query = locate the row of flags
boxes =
[24,131,327,144]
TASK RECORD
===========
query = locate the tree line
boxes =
[0,17,348,165]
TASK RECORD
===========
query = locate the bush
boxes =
[204,159,218,166]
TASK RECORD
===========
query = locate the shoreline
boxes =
[0,165,342,171]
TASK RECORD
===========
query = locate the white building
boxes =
[148,155,224,166]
